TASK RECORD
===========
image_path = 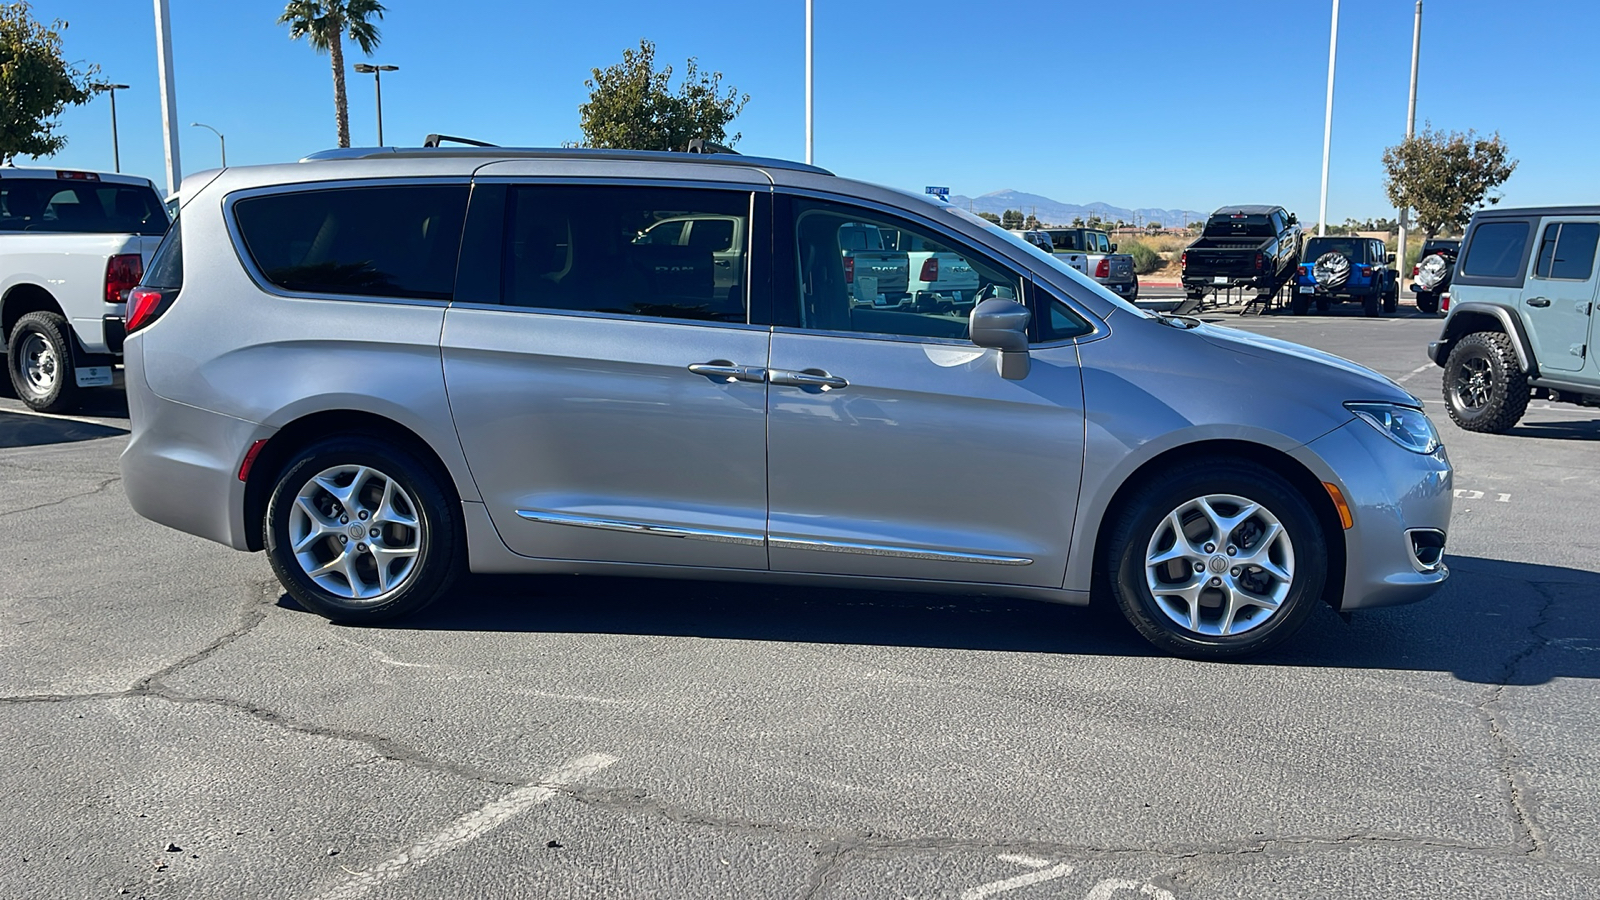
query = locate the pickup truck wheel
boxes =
[1443,332,1530,434]
[1290,294,1309,315]
[6,311,80,413]
[1105,458,1326,660]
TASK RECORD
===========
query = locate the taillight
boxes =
[1094,258,1110,278]
[920,257,939,282]
[1440,292,1451,312]
[1254,253,1264,270]
[843,257,855,282]
[1412,264,1420,276]
[1180,251,1187,269]
[126,287,170,333]
[1360,266,1374,277]
[105,254,144,304]
[1297,265,1308,277]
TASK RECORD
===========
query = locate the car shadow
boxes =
[0,409,129,448]
[1508,417,1600,441]
[278,554,1600,686]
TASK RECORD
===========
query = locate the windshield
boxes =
[946,206,1146,317]
[1204,214,1273,238]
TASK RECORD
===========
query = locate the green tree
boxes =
[1001,208,1024,229]
[1070,216,1084,227]
[1383,124,1517,240]
[279,0,385,149]
[976,211,1001,225]
[579,39,749,151]
[0,2,97,163]
[1023,213,1040,230]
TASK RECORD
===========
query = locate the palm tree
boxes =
[278,0,385,148]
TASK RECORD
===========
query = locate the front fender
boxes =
[1429,302,1536,374]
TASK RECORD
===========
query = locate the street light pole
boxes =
[1397,0,1423,268]
[191,122,226,168]
[353,63,399,146]
[805,0,814,166]
[1318,0,1340,237]
[92,83,130,172]
[153,0,182,195]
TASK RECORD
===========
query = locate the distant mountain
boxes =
[947,189,1207,229]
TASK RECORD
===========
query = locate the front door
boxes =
[442,183,771,568]
[764,197,1087,588]
[1522,219,1599,374]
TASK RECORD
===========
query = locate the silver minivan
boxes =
[121,147,1453,659]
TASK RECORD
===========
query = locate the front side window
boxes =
[793,200,1021,341]
[1533,222,1599,281]
[503,186,750,323]
[1460,221,1531,279]
[234,184,468,300]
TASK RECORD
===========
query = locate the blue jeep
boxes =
[1292,236,1399,317]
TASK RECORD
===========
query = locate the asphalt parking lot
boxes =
[2,308,1597,899]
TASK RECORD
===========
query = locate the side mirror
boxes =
[1385,252,1396,265]
[1109,243,1119,252]
[1287,213,1298,225]
[970,298,1031,380]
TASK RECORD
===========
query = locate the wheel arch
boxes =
[242,409,465,553]
[1,283,65,344]
[1086,439,1347,611]
[1437,303,1536,375]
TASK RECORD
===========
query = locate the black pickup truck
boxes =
[1181,206,1303,301]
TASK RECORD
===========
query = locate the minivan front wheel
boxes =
[265,437,463,624]
[1106,460,1327,659]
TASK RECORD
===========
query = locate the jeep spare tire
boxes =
[1312,252,1351,291]
[1414,253,1452,291]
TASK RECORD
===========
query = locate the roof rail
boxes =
[299,144,833,175]
[684,139,738,155]
[423,134,498,149]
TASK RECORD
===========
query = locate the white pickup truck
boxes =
[1,167,169,412]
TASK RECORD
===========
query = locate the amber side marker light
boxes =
[1323,482,1354,530]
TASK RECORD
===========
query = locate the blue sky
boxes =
[32,0,1600,222]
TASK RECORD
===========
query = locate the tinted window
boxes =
[504,186,749,323]
[1044,298,1093,342]
[1302,238,1366,262]
[235,185,468,300]
[143,215,183,290]
[793,200,1020,341]
[0,178,167,235]
[1461,222,1531,278]
[1046,230,1083,251]
[1533,222,1599,281]
[1204,214,1273,238]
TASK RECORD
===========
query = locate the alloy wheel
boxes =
[288,464,425,604]
[1454,356,1492,410]
[1143,493,1295,637]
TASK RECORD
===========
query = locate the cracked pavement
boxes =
[2,314,1598,899]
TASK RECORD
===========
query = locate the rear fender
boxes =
[1435,303,1536,375]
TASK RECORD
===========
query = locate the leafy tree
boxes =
[1000,208,1024,230]
[1023,213,1040,230]
[0,2,97,163]
[579,39,749,151]
[279,0,385,149]
[1384,124,1517,240]
[976,211,1001,225]
[1070,216,1084,227]
[1145,221,1162,233]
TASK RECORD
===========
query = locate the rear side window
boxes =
[143,215,183,290]
[1533,222,1599,281]
[0,178,168,235]
[502,185,750,323]
[234,184,469,300]
[1460,222,1531,279]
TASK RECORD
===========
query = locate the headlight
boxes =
[1345,402,1441,454]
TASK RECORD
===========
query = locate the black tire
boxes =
[6,311,80,413]
[1416,292,1439,315]
[1290,293,1309,315]
[1362,293,1380,317]
[1382,287,1398,314]
[1104,458,1327,660]
[265,435,464,624]
[1443,331,1530,434]
[1315,296,1330,314]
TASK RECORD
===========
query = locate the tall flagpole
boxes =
[805,0,814,165]
[153,0,182,196]
[1318,0,1339,236]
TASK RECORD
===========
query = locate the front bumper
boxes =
[1292,418,1453,611]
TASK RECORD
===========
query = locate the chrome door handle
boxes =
[770,368,849,391]
[1527,297,1552,308]
[688,360,766,383]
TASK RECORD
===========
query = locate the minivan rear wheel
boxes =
[1105,459,1327,659]
[265,436,463,624]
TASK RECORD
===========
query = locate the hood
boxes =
[1192,320,1419,405]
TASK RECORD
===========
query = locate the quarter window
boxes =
[502,186,750,323]
[234,185,468,300]
[1533,222,1599,281]
[792,200,1021,341]
[1460,221,1531,279]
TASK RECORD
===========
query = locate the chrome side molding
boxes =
[515,510,765,547]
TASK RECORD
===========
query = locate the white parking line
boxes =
[0,404,127,427]
[1085,878,1176,900]
[959,856,1074,900]
[313,752,618,900]
[1395,364,1434,384]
